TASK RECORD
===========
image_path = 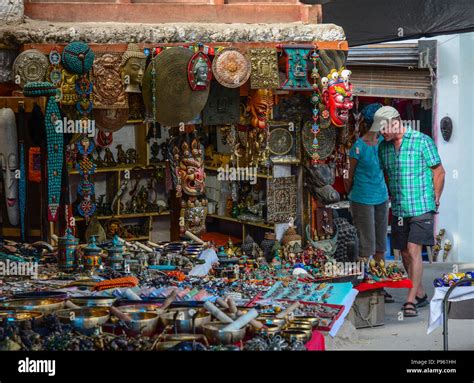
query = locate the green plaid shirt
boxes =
[379,128,441,218]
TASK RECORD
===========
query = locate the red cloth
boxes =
[355,279,413,292]
[305,330,325,351]
[201,232,241,247]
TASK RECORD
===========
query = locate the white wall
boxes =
[435,32,474,263]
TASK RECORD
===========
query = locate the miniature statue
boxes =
[120,43,146,94]
[116,144,127,164]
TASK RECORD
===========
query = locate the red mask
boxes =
[322,75,354,127]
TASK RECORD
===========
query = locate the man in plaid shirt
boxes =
[375,106,445,317]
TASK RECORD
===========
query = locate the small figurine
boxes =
[116,144,127,164]
[103,147,116,166]
[126,148,137,164]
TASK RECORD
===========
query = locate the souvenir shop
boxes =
[0,36,411,351]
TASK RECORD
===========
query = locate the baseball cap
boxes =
[369,106,400,132]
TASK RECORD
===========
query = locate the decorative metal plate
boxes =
[13,49,48,88]
[267,176,297,224]
[248,48,279,89]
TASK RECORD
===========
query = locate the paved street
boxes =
[327,262,474,351]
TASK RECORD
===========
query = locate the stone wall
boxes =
[0,0,24,24]
[0,20,345,46]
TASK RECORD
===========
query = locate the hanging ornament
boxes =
[309,47,321,163]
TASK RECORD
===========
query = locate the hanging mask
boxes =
[440,116,453,142]
[188,50,212,91]
[0,108,19,226]
[322,68,354,127]
[248,89,273,129]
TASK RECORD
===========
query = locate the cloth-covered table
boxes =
[427,286,474,334]
[355,279,413,292]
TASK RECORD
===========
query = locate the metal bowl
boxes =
[293,316,319,327]
[202,322,247,345]
[121,312,160,337]
[55,308,110,330]
[281,329,311,343]
[256,316,286,327]
[250,323,281,336]
[116,304,165,315]
[155,341,181,351]
[161,308,211,333]
[0,298,64,314]
[163,333,208,345]
[13,291,68,300]
[288,319,315,328]
[285,322,313,332]
[69,296,117,307]
[0,310,43,322]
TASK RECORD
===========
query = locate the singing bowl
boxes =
[55,308,110,330]
[163,333,208,345]
[0,310,43,322]
[250,323,281,336]
[116,304,165,315]
[69,296,117,307]
[285,322,313,332]
[121,312,160,337]
[292,316,319,327]
[160,308,211,333]
[0,298,65,314]
[202,322,246,345]
[256,316,286,327]
[287,319,315,330]
[281,329,311,343]
[13,291,68,300]
[155,341,181,351]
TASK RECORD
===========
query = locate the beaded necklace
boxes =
[45,95,64,221]
[18,105,26,241]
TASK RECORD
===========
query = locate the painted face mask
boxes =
[0,108,19,226]
[120,44,146,94]
[248,89,273,129]
[322,68,354,127]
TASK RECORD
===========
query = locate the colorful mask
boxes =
[248,89,273,129]
[179,197,208,236]
[322,68,354,127]
[0,108,19,226]
[188,51,212,91]
[170,133,206,198]
[120,44,146,94]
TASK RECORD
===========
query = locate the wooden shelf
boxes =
[204,165,273,179]
[68,163,166,175]
[207,214,274,230]
[74,211,170,222]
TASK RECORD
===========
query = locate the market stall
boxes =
[0,32,412,351]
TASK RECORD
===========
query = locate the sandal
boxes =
[402,302,418,317]
[384,291,395,303]
[415,294,429,308]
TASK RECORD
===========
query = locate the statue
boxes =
[120,44,146,94]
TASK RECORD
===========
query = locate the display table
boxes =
[355,279,413,292]
[427,286,474,334]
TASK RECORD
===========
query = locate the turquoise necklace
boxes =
[45,95,64,221]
